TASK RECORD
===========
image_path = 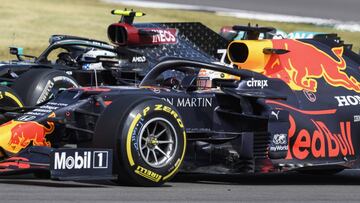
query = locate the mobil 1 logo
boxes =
[50,148,113,180]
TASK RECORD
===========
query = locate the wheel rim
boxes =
[138,117,177,168]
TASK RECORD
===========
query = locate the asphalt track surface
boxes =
[140,0,360,22]
[2,170,360,202]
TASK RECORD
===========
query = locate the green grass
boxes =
[1,0,359,60]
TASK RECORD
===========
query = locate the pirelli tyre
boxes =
[93,96,186,186]
[11,68,79,106]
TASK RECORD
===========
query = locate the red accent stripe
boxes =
[265,100,337,115]
[340,122,351,155]
[346,122,355,155]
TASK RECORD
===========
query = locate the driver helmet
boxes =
[196,69,240,89]
[80,48,117,70]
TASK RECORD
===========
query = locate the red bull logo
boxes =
[0,118,55,155]
[264,39,360,92]
[286,115,354,160]
[8,121,54,148]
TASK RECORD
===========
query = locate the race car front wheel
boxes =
[93,96,186,186]
[11,68,79,106]
[0,86,24,124]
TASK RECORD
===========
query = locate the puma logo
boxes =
[271,111,280,120]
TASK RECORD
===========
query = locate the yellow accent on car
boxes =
[4,92,23,107]
[126,113,142,166]
[227,40,273,73]
[134,166,162,182]
[111,10,145,17]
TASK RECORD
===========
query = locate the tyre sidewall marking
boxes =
[36,75,78,104]
[124,102,186,182]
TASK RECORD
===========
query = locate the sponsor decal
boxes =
[270,133,288,152]
[154,104,184,128]
[303,90,317,102]
[246,78,268,89]
[0,115,55,154]
[8,121,54,149]
[354,115,360,122]
[270,145,288,152]
[54,151,108,170]
[131,56,146,63]
[50,149,112,180]
[134,166,162,182]
[335,95,360,106]
[163,97,212,108]
[16,115,36,122]
[24,102,67,118]
[264,39,360,93]
[148,28,177,44]
[273,133,287,145]
[271,110,280,120]
[286,115,354,160]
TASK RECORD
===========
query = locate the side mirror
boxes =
[9,47,36,61]
[9,47,23,56]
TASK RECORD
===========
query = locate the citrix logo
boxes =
[54,151,91,169]
[246,78,268,89]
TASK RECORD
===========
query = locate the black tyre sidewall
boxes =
[12,68,78,106]
[117,100,186,186]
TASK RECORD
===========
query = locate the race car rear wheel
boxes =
[93,96,186,186]
[11,68,79,106]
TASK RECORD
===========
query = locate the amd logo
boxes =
[334,95,360,106]
[54,151,108,170]
[132,56,146,63]
[246,78,268,89]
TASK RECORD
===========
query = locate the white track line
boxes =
[104,0,360,32]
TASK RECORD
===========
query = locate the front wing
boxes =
[0,146,114,180]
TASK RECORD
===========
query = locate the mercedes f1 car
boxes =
[0,10,227,117]
[0,25,359,186]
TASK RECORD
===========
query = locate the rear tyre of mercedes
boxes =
[11,68,79,106]
[93,96,186,186]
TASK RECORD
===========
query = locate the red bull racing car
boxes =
[0,17,360,186]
